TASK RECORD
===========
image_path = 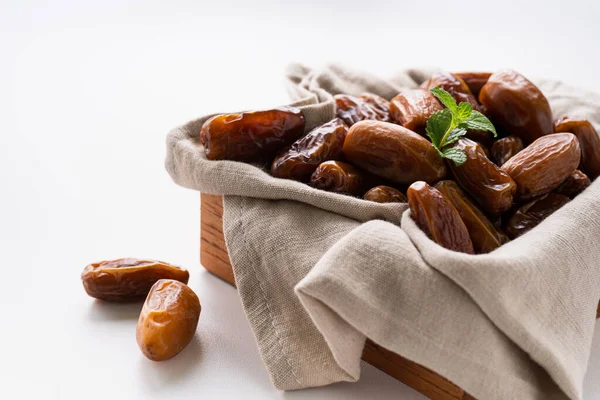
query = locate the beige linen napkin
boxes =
[165,64,600,400]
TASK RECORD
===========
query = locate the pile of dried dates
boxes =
[82,258,200,361]
[200,70,600,254]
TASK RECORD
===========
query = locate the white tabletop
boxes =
[2,1,599,399]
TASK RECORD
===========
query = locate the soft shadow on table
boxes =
[86,300,143,321]
[137,334,204,386]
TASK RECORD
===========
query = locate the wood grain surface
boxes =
[200,193,600,399]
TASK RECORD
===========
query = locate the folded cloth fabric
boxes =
[165,63,600,400]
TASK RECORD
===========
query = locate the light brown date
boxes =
[201,107,305,161]
[479,70,553,144]
[363,185,407,203]
[334,94,379,127]
[309,161,374,196]
[343,120,447,184]
[136,280,201,361]
[453,72,492,98]
[491,135,524,166]
[504,193,570,239]
[501,133,581,200]
[554,169,591,198]
[81,258,189,302]
[421,72,481,110]
[450,138,516,215]
[271,118,348,182]
[407,181,474,254]
[435,180,509,254]
[554,116,600,179]
[359,93,391,123]
[389,89,444,133]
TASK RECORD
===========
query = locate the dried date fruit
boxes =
[309,161,374,196]
[201,107,305,161]
[435,180,509,253]
[136,280,201,361]
[450,138,516,215]
[453,72,492,98]
[554,116,600,179]
[389,89,444,133]
[491,135,524,166]
[363,185,407,203]
[271,118,348,182]
[343,120,446,184]
[407,181,474,254]
[554,169,591,198]
[479,70,553,144]
[421,72,481,110]
[359,93,392,123]
[334,94,379,127]
[501,133,581,200]
[504,193,570,239]
[81,258,189,302]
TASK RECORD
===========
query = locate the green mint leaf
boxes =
[462,111,497,136]
[443,127,467,147]
[455,102,473,123]
[430,87,457,113]
[442,147,468,166]
[426,109,452,148]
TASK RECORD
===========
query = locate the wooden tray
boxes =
[200,193,600,400]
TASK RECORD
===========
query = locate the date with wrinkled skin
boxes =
[554,169,591,198]
[421,72,481,111]
[501,133,581,200]
[81,258,190,302]
[389,89,444,133]
[435,180,509,254]
[309,161,374,196]
[479,70,553,144]
[491,135,524,166]
[407,181,474,254]
[453,72,492,98]
[271,118,348,182]
[201,107,305,161]
[363,185,407,203]
[334,94,380,127]
[136,280,201,361]
[359,93,391,123]
[504,193,570,239]
[450,138,516,215]
[554,116,600,179]
[343,120,447,184]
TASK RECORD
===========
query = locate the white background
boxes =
[1,0,599,399]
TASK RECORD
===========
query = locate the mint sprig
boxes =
[426,87,497,166]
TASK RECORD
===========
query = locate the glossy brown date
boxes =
[334,94,379,127]
[343,120,447,184]
[479,70,553,144]
[201,107,305,161]
[450,138,516,215]
[504,193,570,239]
[407,181,474,254]
[501,133,581,200]
[554,116,600,179]
[136,280,201,361]
[453,72,492,98]
[271,118,348,182]
[359,93,391,123]
[363,185,407,203]
[389,89,444,133]
[435,180,509,253]
[309,161,373,196]
[554,170,591,198]
[421,72,481,110]
[491,135,524,166]
[81,258,190,302]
